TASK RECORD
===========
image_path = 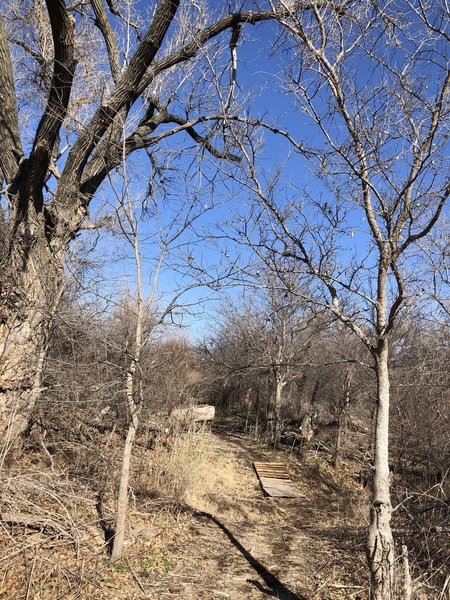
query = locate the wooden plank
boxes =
[253,466,292,479]
[253,462,303,498]
[255,468,289,472]
[259,475,290,478]
[259,479,304,498]
[254,465,289,471]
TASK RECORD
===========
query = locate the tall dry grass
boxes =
[134,426,253,515]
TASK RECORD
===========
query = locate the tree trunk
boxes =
[368,340,395,599]
[110,190,145,563]
[110,332,142,562]
[110,400,140,563]
[272,368,283,448]
[0,232,63,457]
[333,369,351,469]
[401,545,412,600]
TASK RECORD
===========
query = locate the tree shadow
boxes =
[95,494,115,555]
[194,510,307,600]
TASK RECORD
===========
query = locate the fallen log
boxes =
[171,405,215,423]
[0,512,62,534]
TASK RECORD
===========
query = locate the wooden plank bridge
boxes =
[253,462,303,498]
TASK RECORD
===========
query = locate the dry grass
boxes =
[0,427,445,599]
[134,427,257,517]
[0,464,107,599]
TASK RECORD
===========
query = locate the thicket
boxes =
[0,281,447,597]
[205,301,450,592]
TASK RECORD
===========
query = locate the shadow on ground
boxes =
[194,510,307,600]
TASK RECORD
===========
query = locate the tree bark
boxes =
[401,545,412,600]
[110,398,140,563]
[0,14,23,183]
[273,367,283,448]
[0,227,64,457]
[367,339,395,600]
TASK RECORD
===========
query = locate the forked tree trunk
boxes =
[368,340,395,599]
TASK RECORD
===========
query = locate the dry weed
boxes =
[0,465,107,598]
[134,427,255,516]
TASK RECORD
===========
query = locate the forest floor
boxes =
[136,428,371,600]
[1,420,373,599]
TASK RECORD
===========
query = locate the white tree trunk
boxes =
[368,339,395,599]
[273,368,283,448]
[110,319,143,562]
[110,393,140,562]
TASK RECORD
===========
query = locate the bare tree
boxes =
[0,0,331,450]
[106,141,223,559]
[226,2,449,597]
[108,180,148,563]
[208,275,320,445]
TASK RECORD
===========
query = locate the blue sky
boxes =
[70,2,449,339]
[0,0,446,347]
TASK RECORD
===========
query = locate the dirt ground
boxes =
[152,440,368,600]
[1,428,371,600]
[91,430,369,600]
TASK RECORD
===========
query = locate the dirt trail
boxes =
[134,430,369,600]
[0,428,369,599]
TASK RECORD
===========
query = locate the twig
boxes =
[25,550,37,600]
[40,439,55,471]
[329,584,365,589]
[439,574,450,600]
[124,557,146,594]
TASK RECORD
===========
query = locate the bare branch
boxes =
[223,22,241,114]
[23,0,77,206]
[392,69,450,246]
[398,183,449,255]
[0,14,23,185]
[90,0,122,83]
[56,0,181,200]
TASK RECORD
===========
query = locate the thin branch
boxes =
[223,22,241,114]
